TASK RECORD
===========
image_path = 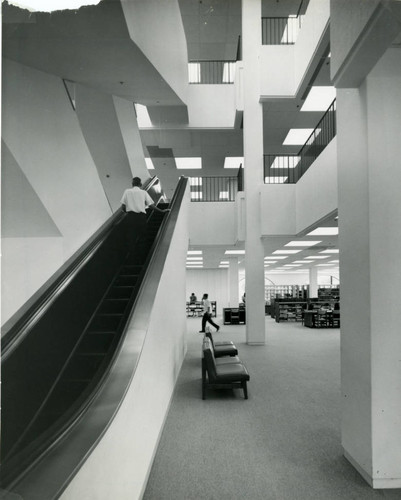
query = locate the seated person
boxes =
[189,293,197,304]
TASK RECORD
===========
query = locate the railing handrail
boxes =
[298,98,336,156]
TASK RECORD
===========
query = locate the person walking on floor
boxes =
[199,293,219,333]
[121,177,169,259]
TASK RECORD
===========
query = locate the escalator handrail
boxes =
[1,176,162,359]
[1,177,188,497]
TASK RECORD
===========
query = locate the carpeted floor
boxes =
[143,316,400,500]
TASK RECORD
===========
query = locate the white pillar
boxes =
[242,0,265,345]
[337,48,401,488]
[309,267,318,298]
[228,257,239,307]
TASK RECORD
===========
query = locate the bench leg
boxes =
[242,381,248,399]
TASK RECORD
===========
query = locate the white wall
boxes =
[260,0,330,98]
[75,84,135,212]
[188,85,236,128]
[121,0,188,105]
[113,96,150,182]
[260,184,296,235]
[1,59,112,323]
[295,138,338,233]
[188,202,236,246]
[259,141,338,238]
[61,186,190,500]
[186,269,229,314]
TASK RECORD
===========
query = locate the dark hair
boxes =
[203,293,208,298]
[132,177,142,187]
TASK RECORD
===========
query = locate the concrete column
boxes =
[337,48,401,488]
[228,257,239,307]
[242,0,265,345]
[309,267,318,298]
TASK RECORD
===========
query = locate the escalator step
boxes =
[106,286,134,300]
[88,313,123,332]
[98,298,129,315]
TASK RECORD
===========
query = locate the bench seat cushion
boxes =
[215,355,241,365]
[214,363,250,382]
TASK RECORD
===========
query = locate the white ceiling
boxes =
[2,0,337,273]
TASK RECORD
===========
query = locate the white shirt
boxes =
[203,298,211,314]
[121,186,154,213]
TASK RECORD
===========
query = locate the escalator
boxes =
[0,177,185,492]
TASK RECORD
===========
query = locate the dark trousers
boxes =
[202,312,218,332]
[125,211,147,259]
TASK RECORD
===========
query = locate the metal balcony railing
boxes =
[264,99,336,184]
[189,176,239,202]
[262,0,309,45]
[188,61,236,84]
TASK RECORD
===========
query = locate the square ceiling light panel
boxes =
[273,249,302,255]
[176,158,202,169]
[320,249,339,254]
[285,241,321,247]
[145,158,155,170]
[225,250,245,255]
[224,157,244,169]
[307,227,339,236]
[301,86,336,112]
[283,129,314,145]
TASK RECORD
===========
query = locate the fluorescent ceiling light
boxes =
[219,264,229,268]
[189,178,202,186]
[320,249,339,254]
[219,191,229,200]
[264,264,270,267]
[224,157,244,169]
[13,0,101,11]
[316,264,334,267]
[283,129,314,145]
[265,176,288,183]
[190,192,203,200]
[270,156,300,169]
[186,257,203,261]
[307,227,338,236]
[292,260,314,264]
[305,255,329,259]
[187,250,202,255]
[265,256,287,260]
[329,260,339,263]
[220,261,229,265]
[284,264,302,267]
[264,260,277,264]
[176,158,202,169]
[225,250,245,255]
[301,86,336,112]
[273,249,302,255]
[135,104,153,128]
[285,241,321,247]
[145,158,155,170]
[186,263,203,267]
